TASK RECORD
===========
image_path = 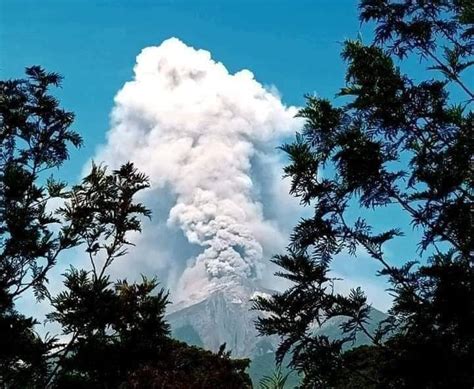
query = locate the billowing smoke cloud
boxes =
[95,38,302,303]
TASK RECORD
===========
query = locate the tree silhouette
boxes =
[254,1,473,388]
[1,67,251,388]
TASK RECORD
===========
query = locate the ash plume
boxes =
[95,38,302,302]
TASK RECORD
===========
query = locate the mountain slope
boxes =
[167,277,278,357]
[167,277,386,386]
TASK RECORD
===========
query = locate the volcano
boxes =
[166,277,387,385]
[167,276,278,357]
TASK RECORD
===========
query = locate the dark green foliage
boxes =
[0,67,82,300]
[125,342,251,389]
[49,274,171,388]
[0,66,82,387]
[48,273,169,386]
[0,298,50,387]
[1,68,251,388]
[254,1,473,388]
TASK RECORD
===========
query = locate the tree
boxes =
[125,342,252,389]
[254,1,473,388]
[1,68,251,388]
[1,66,82,387]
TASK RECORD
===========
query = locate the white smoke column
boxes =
[96,38,301,301]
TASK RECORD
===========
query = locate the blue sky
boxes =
[1,0,364,178]
[1,0,423,311]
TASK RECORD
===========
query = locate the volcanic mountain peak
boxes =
[167,276,277,357]
[166,276,387,385]
[168,275,271,313]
